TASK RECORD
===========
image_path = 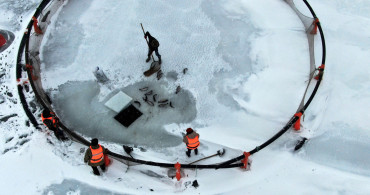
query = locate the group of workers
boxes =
[41,109,200,176]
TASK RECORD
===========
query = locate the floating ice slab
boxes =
[104,91,132,113]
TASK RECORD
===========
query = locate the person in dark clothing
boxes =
[183,128,200,157]
[41,109,67,141]
[144,31,161,64]
[84,138,107,176]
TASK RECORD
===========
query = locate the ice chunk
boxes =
[104,91,132,113]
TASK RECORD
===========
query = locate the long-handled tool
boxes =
[140,23,161,77]
[189,148,226,165]
[140,23,155,62]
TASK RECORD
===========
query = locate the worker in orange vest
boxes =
[41,109,67,141]
[183,128,200,157]
[84,138,107,176]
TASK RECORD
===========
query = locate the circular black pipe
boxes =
[17,0,326,170]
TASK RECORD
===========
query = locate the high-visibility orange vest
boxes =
[186,135,199,149]
[41,113,57,128]
[90,145,104,164]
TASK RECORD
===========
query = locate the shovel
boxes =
[189,148,226,165]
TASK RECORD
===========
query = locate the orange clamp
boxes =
[25,64,38,81]
[310,18,319,35]
[25,64,33,70]
[294,112,303,130]
[314,64,325,80]
[174,162,181,181]
[32,16,43,34]
[318,64,325,70]
[17,78,29,86]
[241,152,250,169]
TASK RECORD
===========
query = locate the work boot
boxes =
[100,164,106,172]
[186,151,191,158]
[55,130,68,141]
[195,149,198,155]
[146,57,151,63]
[60,136,69,141]
[92,168,100,176]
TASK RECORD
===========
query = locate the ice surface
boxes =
[40,0,94,75]
[0,0,40,31]
[201,0,255,111]
[2,0,370,194]
[51,80,196,148]
[303,122,370,176]
[42,179,122,195]
[41,0,308,145]
[104,91,132,113]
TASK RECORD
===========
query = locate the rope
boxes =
[297,69,317,112]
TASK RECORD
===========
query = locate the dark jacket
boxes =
[183,131,200,145]
[42,118,55,130]
[145,32,159,49]
[84,145,107,166]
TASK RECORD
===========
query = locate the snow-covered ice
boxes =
[1,0,370,194]
[40,0,308,151]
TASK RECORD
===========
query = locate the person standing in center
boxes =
[183,128,200,157]
[144,31,161,64]
[84,138,107,176]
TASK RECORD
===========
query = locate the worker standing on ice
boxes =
[84,138,107,176]
[144,31,161,64]
[41,109,67,141]
[183,128,200,157]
